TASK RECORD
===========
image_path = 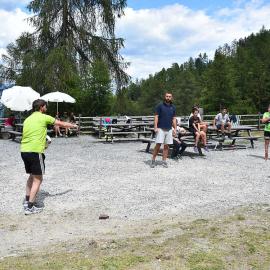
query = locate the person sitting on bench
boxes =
[189,105,208,133]
[189,107,208,153]
[171,126,187,159]
[4,113,15,131]
[213,107,232,138]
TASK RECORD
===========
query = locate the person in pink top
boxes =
[4,114,15,130]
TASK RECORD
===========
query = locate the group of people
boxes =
[150,92,270,168]
[19,95,270,215]
[54,111,76,137]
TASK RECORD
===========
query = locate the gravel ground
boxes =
[0,136,270,257]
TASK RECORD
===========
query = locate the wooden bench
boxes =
[0,129,10,139]
[211,135,262,150]
[231,136,261,148]
[141,138,204,156]
[104,131,152,142]
[9,131,22,141]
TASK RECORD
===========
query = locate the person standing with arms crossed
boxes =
[21,99,78,215]
[150,92,176,168]
[262,104,270,161]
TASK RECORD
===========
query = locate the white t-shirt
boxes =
[215,113,230,125]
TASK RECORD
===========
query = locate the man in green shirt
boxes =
[21,99,78,215]
[262,104,270,161]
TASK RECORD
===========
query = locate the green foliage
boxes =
[0,0,128,115]
[79,60,113,116]
[123,27,270,115]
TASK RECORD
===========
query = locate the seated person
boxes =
[125,115,131,124]
[102,117,111,127]
[69,112,76,123]
[54,112,63,137]
[171,126,187,159]
[4,114,15,131]
[189,107,208,153]
[189,105,208,133]
[69,112,78,136]
[62,112,70,137]
[213,107,232,138]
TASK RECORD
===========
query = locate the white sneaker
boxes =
[23,200,28,210]
[25,205,43,215]
[150,160,156,168]
[162,161,168,168]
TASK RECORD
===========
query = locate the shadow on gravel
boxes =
[138,149,205,159]
[36,189,72,207]
[247,154,266,160]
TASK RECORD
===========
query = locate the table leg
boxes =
[247,129,254,148]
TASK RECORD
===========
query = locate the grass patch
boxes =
[188,251,224,270]
[152,228,165,235]
[101,255,146,270]
[1,205,270,270]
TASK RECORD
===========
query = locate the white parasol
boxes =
[0,86,40,111]
[41,91,76,113]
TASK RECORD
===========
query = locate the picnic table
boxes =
[207,125,261,150]
[99,122,153,142]
[141,127,206,156]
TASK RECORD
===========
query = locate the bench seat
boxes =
[9,131,22,141]
[140,138,205,156]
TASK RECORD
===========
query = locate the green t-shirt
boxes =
[21,112,55,153]
[263,112,270,132]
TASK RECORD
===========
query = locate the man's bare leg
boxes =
[26,174,33,198]
[152,143,161,161]
[163,144,169,161]
[29,175,43,203]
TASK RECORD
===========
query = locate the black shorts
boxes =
[216,123,230,130]
[21,152,45,175]
[264,131,270,140]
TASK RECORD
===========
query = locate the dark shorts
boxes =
[216,123,230,130]
[264,131,270,140]
[21,152,45,175]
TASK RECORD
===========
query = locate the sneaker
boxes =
[23,201,42,210]
[204,146,209,152]
[23,200,28,210]
[25,205,43,215]
[150,160,156,168]
[162,161,168,168]
[194,146,199,153]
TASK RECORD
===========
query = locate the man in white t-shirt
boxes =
[213,107,232,138]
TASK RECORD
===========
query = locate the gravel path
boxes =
[0,136,270,257]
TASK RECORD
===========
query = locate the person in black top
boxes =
[189,107,208,153]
